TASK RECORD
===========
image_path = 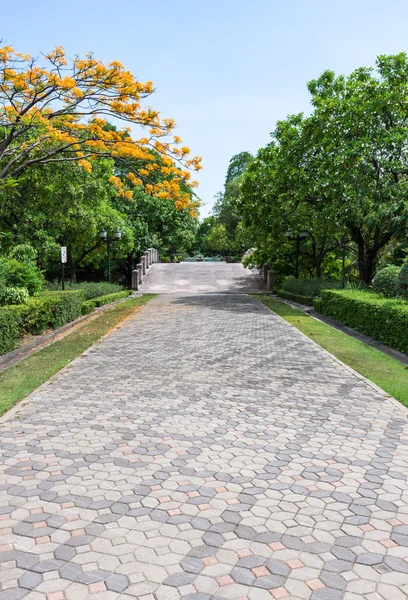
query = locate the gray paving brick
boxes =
[1,292,408,600]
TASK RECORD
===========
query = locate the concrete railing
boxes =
[131,248,159,290]
[260,264,275,292]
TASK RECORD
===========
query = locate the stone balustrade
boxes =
[131,248,159,290]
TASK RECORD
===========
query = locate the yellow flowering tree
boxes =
[0,45,201,209]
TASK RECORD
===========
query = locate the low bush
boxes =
[19,291,85,334]
[316,289,408,353]
[397,262,408,299]
[277,290,315,306]
[0,307,22,354]
[282,277,341,298]
[0,257,44,295]
[81,300,95,315]
[85,290,131,309]
[0,286,29,306]
[0,290,85,355]
[45,281,123,300]
[372,266,401,298]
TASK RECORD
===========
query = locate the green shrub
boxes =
[45,281,123,300]
[313,297,322,312]
[19,291,85,334]
[86,290,131,308]
[317,289,408,353]
[397,262,408,299]
[277,290,315,306]
[0,290,86,356]
[372,266,401,298]
[0,307,22,354]
[0,286,29,306]
[282,277,341,298]
[81,300,96,315]
[0,257,44,295]
[8,244,38,262]
[45,291,85,327]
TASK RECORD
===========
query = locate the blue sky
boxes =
[2,0,408,216]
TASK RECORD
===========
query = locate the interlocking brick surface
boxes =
[1,293,408,599]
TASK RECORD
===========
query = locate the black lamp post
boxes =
[100,228,122,282]
[285,230,308,278]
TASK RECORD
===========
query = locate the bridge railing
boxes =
[131,248,159,291]
[259,264,275,292]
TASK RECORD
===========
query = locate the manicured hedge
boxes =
[0,307,22,355]
[81,300,96,315]
[46,281,123,300]
[0,290,85,355]
[315,289,408,353]
[18,291,85,334]
[277,290,315,306]
[0,289,131,357]
[83,290,131,310]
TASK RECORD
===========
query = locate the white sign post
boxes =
[60,246,67,290]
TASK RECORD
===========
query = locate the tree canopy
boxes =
[238,53,408,283]
[0,45,201,210]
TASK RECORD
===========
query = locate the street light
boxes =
[100,228,122,282]
[285,230,308,279]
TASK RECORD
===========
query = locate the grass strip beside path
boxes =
[0,294,156,416]
[253,295,408,408]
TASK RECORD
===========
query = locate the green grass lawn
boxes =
[252,294,408,408]
[0,294,156,416]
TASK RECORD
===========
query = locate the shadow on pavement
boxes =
[168,293,270,314]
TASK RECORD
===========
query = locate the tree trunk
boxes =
[355,239,377,285]
[349,227,377,286]
[358,253,376,285]
[315,261,322,279]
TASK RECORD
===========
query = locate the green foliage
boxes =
[18,291,85,335]
[196,152,252,256]
[372,266,401,298]
[0,290,85,356]
[238,54,408,284]
[317,289,408,353]
[46,281,123,300]
[0,307,22,354]
[397,262,408,299]
[8,244,38,262]
[0,159,133,282]
[282,277,341,297]
[202,223,230,254]
[0,257,44,295]
[86,290,131,308]
[0,286,29,306]
[81,301,96,315]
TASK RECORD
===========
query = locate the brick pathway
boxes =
[1,294,408,600]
